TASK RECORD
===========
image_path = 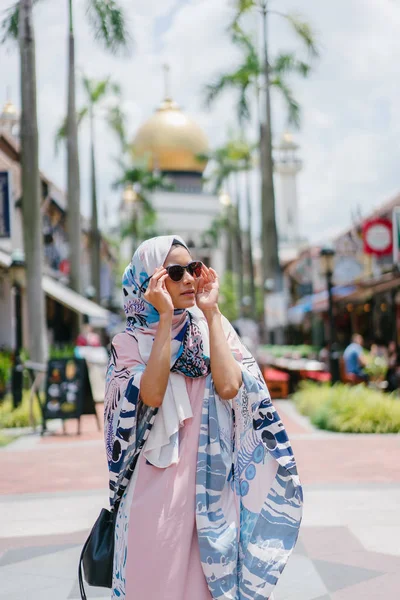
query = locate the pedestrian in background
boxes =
[343,333,368,381]
[104,235,302,600]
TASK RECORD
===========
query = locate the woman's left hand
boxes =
[196,266,219,313]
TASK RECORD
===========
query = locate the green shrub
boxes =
[0,392,42,429]
[49,345,76,359]
[260,345,319,359]
[0,352,12,388]
[293,382,400,434]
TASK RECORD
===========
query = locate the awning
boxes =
[287,296,313,324]
[288,285,357,323]
[0,249,11,268]
[42,275,111,328]
[311,285,357,312]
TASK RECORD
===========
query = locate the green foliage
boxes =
[54,107,89,154]
[0,2,19,43]
[363,353,388,380]
[294,382,400,434]
[0,352,12,387]
[219,271,238,322]
[209,5,318,130]
[0,392,41,429]
[49,345,75,359]
[0,0,42,44]
[285,13,319,58]
[261,344,318,359]
[85,0,130,54]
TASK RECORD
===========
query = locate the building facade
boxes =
[0,99,113,350]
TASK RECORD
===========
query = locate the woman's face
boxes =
[163,245,199,310]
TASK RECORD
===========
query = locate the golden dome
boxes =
[2,100,17,115]
[132,98,209,173]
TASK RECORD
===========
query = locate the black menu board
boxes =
[44,357,96,424]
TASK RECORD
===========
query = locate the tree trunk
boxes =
[231,173,244,316]
[245,168,257,316]
[225,211,234,273]
[19,0,47,364]
[66,0,81,295]
[90,109,101,303]
[261,4,281,289]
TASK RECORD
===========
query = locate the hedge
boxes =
[293,382,400,434]
[0,392,42,429]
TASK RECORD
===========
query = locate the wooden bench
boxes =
[262,367,290,399]
[339,358,365,385]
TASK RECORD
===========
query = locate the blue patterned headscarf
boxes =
[122,235,187,331]
[121,235,210,378]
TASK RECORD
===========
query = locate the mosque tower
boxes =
[0,90,19,139]
[274,132,303,261]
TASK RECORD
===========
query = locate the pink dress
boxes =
[125,376,212,600]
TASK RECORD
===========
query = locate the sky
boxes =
[1,0,400,244]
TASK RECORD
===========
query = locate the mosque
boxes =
[121,76,225,274]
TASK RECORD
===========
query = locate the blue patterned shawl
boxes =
[104,236,303,599]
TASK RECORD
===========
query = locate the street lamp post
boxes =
[320,247,340,385]
[10,250,26,408]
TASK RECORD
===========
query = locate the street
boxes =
[1,402,400,600]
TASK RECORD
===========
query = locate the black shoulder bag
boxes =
[78,406,157,599]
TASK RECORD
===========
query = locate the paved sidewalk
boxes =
[0,401,399,599]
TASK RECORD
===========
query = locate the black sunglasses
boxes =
[139,261,203,297]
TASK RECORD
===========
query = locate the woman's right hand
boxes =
[144,267,174,316]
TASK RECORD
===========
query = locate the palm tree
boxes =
[114,165,174,254]
[206,8,317,334]
[224,137,258,316]
[0,1,47,365]
[56,76,122,303]
[2,1,130,295]
[235,1,317,288]
[200,144,245,314]
[66,0,129,295]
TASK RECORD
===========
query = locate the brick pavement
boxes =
[1,399,400,599]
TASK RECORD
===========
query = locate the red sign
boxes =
[59,259,70,275]
[362,218,393,256]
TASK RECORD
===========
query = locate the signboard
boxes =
[362,218,393,256]
[44,357,98,433]
[0,171,11,238]
[392,207,400,265]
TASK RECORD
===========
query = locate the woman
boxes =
[105,235,303,600]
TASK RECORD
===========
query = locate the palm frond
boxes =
[54,119,67,155]
[235,0,257,16]
[272,52,310,78]
[107,105,127,150]
[286,13,319,58]
[237,85,251,124]
[86,0,131,55]
[1,0,42,44]
[54,107,88,154]
[0,2,19,43]
[204,74,237,107]
[91,77,111,103]
[270,76,301,129]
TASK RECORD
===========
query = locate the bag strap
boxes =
[111,405,158,512]
[78,534,91,600]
